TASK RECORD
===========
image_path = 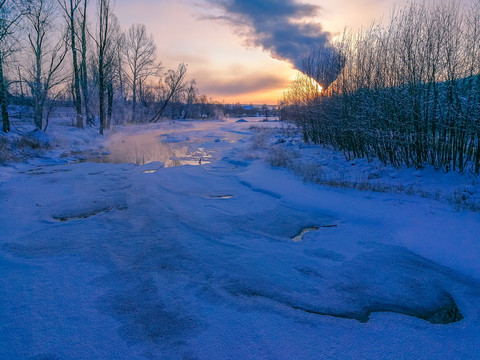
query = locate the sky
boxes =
[114,0,464,104]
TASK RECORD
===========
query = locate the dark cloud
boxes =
[203,0,342,88]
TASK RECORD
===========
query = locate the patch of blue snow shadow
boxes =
[226,159,251,167]
[239,180,282,199]
[0,254,146,360]
[95,277,199,346]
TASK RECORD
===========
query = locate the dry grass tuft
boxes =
[0,132,50,163]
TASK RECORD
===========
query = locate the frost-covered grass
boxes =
[0,131,50,163]
[1,117,112,165]
[248,124,480,211]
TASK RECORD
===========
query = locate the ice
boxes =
[1,118,480,359]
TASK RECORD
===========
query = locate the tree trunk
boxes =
[80,0,91,126]
[107,80,113,128]
[149,96,171,123]
[34,33,43,130]
[69,0,83,129]
[131,81,136,122]
[0,54,10,132]
[34,103,44,129]
[99,55,105,135]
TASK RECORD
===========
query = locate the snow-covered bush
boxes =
[283,1,480,174]
[250,127,271,150]
[265,146,298,168]
[291,161,324,183]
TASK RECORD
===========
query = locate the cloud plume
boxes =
[203,0,342,88]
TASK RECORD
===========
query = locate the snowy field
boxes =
[1,118,480,359]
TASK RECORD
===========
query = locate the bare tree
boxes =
[150,62,188,122]
[58,0,83,128]
[123,23,159,122]
[0,0,26,132]
[115,30,125,100]
[92,0,115,134]
[24,0,67,130]
[467,0,480,172]
[183,79,197,119]
[78,0,93,126]
[103,15,121,129]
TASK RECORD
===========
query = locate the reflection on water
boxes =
[88,132,212,166]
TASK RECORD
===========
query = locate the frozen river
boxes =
[1,119,479,360]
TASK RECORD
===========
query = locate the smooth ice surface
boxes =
[1,119,480,359]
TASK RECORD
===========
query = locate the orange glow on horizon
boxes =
[207,87,288,105]
[198,67,299,105]
[210,72,324,105]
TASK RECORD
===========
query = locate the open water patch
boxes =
[85,131,213,166]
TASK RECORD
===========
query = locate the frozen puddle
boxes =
[292,224,339,242]
[207,195,233,199]
[86,131,212,166]
[292,226,319,242]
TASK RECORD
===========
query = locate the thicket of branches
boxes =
[283,1,480,173]
[0,0,213,134]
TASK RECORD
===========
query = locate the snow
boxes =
[1,118,480,359]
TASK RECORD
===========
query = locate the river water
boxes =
[87,130,213,166]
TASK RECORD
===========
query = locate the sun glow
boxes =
[308,77,323,94]
[290,70,323,95]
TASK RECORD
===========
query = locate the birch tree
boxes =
[58,0,83,128]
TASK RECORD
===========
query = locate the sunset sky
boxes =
[114,0,467,104]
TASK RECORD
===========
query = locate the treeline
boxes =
[283,1,480,173]
[0,0,210,134]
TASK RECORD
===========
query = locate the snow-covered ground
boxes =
[1,118,480,359]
